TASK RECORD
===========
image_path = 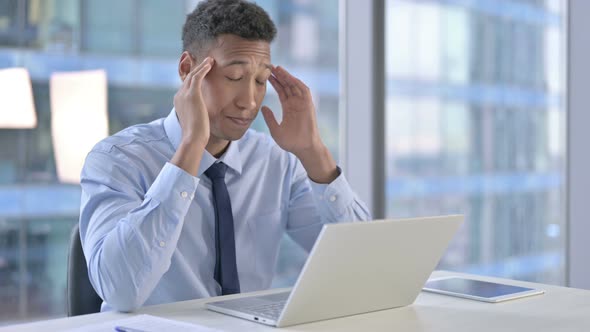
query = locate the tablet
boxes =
[423,276,545,303]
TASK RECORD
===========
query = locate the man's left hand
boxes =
[262,66,339,183]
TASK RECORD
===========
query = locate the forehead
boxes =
[209,34,271,64]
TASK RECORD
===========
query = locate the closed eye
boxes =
[226,76,243,82]
[255,79,266,86]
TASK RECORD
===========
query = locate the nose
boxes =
[235,81,257,111]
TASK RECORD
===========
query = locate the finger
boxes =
[187,57,213,82]
[288,73,310,94]
[274,66,303,97]
[186,57,213,88]
[183,58,204,85]
[269,75,288,101]
[270,66,292,92]
[285,80,301,97]
[189,58,214,90]
[261,106,280,138]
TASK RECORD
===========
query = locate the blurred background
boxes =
[0,0,566,326]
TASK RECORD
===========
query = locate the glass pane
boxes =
[0,0,82,51]
[0,219,21,323]
[385,0,567,285]
[0,217,76,325]
[82,0,135,54]
[139,0,186,57]
[27,218,77,319]
[0,0,341,323]
[253,0,340,288]
[252,0,340,161]
[0,0,20,47]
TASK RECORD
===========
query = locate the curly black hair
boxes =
[182,0,277,57]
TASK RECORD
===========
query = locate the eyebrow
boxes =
[223,60,272,70]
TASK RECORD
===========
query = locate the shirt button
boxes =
[159,241,166,247]
[180,191,188,198]
[329,195,337,202]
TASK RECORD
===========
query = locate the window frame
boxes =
[340,0,386,218]
[343,0,587,288]
[567,0,590,289]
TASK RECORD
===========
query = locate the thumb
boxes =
[261,106,280,138]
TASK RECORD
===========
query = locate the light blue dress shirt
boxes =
[79,109,371,312]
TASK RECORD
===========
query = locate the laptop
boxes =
[206,215,463,327]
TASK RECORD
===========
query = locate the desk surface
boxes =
[3,271,590,332]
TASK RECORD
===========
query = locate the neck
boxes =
[206,136,230,158]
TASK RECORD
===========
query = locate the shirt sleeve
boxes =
[286,159,372,251]
[79,149,199,312]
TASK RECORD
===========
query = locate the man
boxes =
[79,0,371,312]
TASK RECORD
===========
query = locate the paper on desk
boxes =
[64,314,220,332]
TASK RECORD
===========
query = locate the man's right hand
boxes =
[173,56,214,146]
[171,56,214,176]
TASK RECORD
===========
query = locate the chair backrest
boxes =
[67,223,103,316]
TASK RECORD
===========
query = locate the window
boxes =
[255,0,341,288]
[0,0,340,324]
[385,0,567,284]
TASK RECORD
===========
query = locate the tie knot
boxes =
[205,162,228,179]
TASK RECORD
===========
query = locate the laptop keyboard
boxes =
[244,300,287,319]
[207,291,291,321]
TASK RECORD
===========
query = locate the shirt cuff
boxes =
[309,167,355,217]
[145,162,200,221]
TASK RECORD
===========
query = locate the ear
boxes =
[178,51,194,81]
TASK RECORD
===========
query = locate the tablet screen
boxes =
[424,277,535,298]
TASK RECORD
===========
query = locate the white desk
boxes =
[3,271,590,331]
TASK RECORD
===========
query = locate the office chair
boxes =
[67,223,103,316]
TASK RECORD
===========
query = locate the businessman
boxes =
[79,0,371,312]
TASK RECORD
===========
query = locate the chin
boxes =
[222,128,249,141]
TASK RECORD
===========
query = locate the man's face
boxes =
[199,34,271,142]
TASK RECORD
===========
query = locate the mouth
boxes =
[227,116,252,127]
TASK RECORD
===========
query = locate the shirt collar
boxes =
[198,139,243,177]
[164,108,182,150]
[164,108,243,176]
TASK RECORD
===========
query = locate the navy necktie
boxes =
[204,162,240,295]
